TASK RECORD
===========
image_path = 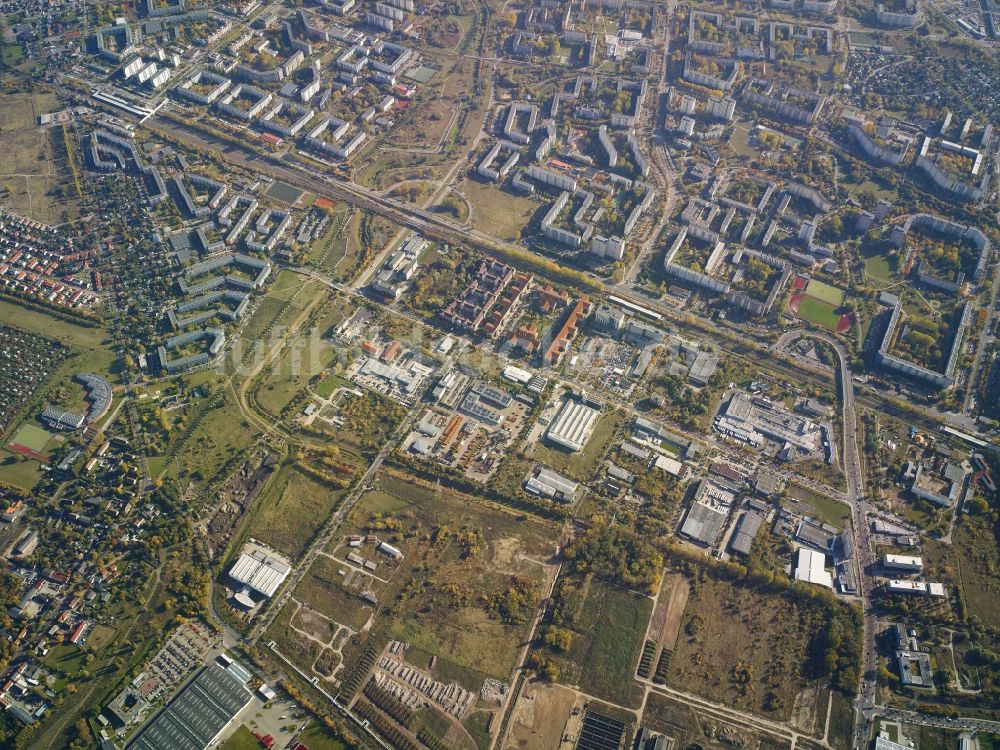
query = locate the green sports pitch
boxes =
[9,423,55,452]
[804,279,844,306]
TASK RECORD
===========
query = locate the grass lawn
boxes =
[805,279,844,306]
[0,453,44,489]
[861,247,898,285]
[460,177,539,241]
[529,411,620,482]
[248,463,348,561]
[577,582,652,708]
[221,726,263,750]
[297,723,356,750]
[792,295,842,330]
[789,484,851,530]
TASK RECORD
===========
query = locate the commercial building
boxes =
[793,548,832,588]
[228,547,290,605]
[728,511,763,555]
[897,650,933,687]
[885,579,946,597]
[546,395,601,452]
[679,501,727,546]
[126,663,253,750]
[882,554,923,572]
[524,466,579,501]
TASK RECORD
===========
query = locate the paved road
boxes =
[871,706,1000,734]
[778,331,876,750]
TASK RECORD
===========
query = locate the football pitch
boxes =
[10,423,55,452]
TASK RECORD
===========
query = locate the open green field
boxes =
[254,298,352,418]
[552,578,651,708]
[9,423,55,452]
[529,411,620,482]
[861,245,899,285]
[923,517,1000,628]
[221,726,263,750]
[0,455,43,489]
[265,180,304,204]
[160,392,261,488]
[297,723,356,750]
[248,463,347,561]
[667,572,827,720]
[295,554,377,632]
[460,177,539,241]
[805,279,844,306]
[789,484,851,530]
[0,300,114,374]
[792,295,841,330]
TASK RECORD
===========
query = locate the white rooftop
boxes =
[229,549,290,598]
[794,548,832,588]
[546,398,600,452]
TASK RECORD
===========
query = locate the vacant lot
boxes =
[460,177,540,241]
[310,470,559,688]
[248,463,348,561]
[550,576,651,708]
[648,574,689,652]
[0,92,81,223]
[506,681,577,750]
[923,516,1000,628]
[789,484,851,531]
[668,573,824,719]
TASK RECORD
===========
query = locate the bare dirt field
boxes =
[292,604,340,644]
[647,574,690,651]
[506,681,578,750]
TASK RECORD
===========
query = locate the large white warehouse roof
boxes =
[229,550,290,598]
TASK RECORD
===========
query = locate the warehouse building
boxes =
[545,395,601,452]
[524,465,579,501]
[728,511,763,556]
[126,663,253,750]
[679,501,727,546]
[228,545,291,607]
[793,548,832,588]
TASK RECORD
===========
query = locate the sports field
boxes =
[10,423,54,452]
[789,294,842,329]
[805,279,844,306]
[265,180,305,204]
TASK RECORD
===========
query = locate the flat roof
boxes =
[229,550,290,598]
[680,501,727,545]
[794,548,832,588]
[126,664,252,750]
[546,398,600,452]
